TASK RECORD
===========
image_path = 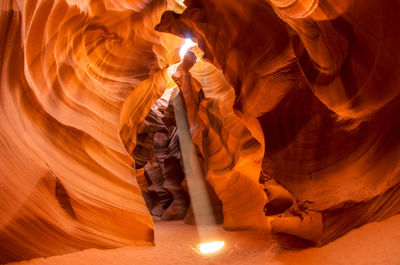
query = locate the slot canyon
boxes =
[1,0,400,264]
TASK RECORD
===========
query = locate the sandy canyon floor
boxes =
[9,214,400,265]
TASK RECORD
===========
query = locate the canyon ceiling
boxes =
[1,0,400,263]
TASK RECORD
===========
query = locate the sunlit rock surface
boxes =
[171,52,267,230]
[0,0,183,263]
[157,0,400,244]
[1,0,400,262]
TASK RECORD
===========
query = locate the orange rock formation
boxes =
[1,0,399,262]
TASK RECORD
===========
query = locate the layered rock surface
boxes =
[0,0,184,262]
[1,0,400,262]
[157,0,400,244]
[133,96,190,221]
[171,52,267,230]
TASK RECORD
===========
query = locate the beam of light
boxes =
[173,85,217,226]
[198,241,225,254]
[179,38,197,59]
[171,37,224,255]
[174,77,224,253]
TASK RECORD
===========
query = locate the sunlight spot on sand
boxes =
[198,241,225,254]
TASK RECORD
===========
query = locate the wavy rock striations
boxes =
[0,0,184,262]
[157,0,400,244]
[133,96,190,220]
[1,0,400,261]
[171,51,268,230]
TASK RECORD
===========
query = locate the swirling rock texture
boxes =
[132,97,169,169]
[0,0,184,263]
[132,96,190,220]
[157,0,400,245]
[1,0,400,262]
[171,52,267,230]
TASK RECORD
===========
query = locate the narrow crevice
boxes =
[55,179,76,219]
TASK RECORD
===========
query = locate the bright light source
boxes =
[198,241,225,254]
[176,0,186,6]
[179,38,197,59]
